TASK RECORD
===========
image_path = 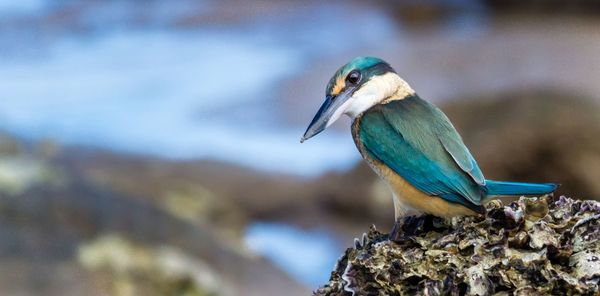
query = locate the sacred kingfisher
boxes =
[301,57,558,221]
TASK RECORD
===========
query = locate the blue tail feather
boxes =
[485,180,559,196]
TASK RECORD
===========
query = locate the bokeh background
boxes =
[0,0,599,295]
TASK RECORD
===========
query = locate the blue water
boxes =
[0,0,45,15]
[0,1,401,176]
[244,222,342,288]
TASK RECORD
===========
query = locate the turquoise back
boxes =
[358,95,486,211]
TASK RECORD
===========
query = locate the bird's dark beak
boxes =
[301,90,352,143]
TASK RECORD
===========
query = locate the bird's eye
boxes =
[346,70,361,85]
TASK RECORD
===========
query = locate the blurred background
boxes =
[0,0,599,295]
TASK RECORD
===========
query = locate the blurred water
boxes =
[1,1,599,178]
[0,1,400,176]
[0,0,45,16]
[0,30,314,167]
[244,222,341,288]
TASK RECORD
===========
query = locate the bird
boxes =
[301,56,558,234]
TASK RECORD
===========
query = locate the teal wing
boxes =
[358,95,485,211]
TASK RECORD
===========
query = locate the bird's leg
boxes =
[406,215,426,236]
[389,215,419,241]
[390,215,444,241]
[389,217,402,241]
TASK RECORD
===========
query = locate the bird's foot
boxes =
[389,215,419,241]
[389,215,446,241]
[388,219,403,242]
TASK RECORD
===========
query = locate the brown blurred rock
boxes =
[483,0,600,15]
[442,91,600,200]
[0,133,23,156]
[78,235,220,296]
[0,135,309,296]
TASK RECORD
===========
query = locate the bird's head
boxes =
[301,56,413,143]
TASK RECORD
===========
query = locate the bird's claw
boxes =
[389,215,428,241]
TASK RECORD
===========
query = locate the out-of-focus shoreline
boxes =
[1,90,599,293]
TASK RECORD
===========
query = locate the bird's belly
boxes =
[369,159,478,218]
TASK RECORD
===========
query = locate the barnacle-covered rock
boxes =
[315,196,600,295]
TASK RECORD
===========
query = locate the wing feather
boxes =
[359,95,485,208]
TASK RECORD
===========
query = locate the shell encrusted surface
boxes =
[314,196,600,296]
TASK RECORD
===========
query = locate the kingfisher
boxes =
[301,57,558,227]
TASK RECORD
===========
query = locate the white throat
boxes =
[342,73,414,119]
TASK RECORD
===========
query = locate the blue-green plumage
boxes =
[484,180,558,196]
[358,95,557,213]
[301,56,558,218]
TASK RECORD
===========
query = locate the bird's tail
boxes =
[484,180,559,196]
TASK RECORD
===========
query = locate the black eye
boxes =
[346,70,361,85]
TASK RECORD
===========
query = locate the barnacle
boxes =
[314,196,600,295]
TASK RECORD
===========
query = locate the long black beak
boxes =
[301,90,352,143]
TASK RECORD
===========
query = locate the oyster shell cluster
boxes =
[315,196,600,295]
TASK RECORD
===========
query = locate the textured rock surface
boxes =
[315,196,600,295]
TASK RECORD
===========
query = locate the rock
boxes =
[78,234,221,296]
[0,136,309,296]
[314,196,600,295]
[0,156,54,195]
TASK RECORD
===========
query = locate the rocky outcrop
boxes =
[0,134,309,296]
[315,196,600,295]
